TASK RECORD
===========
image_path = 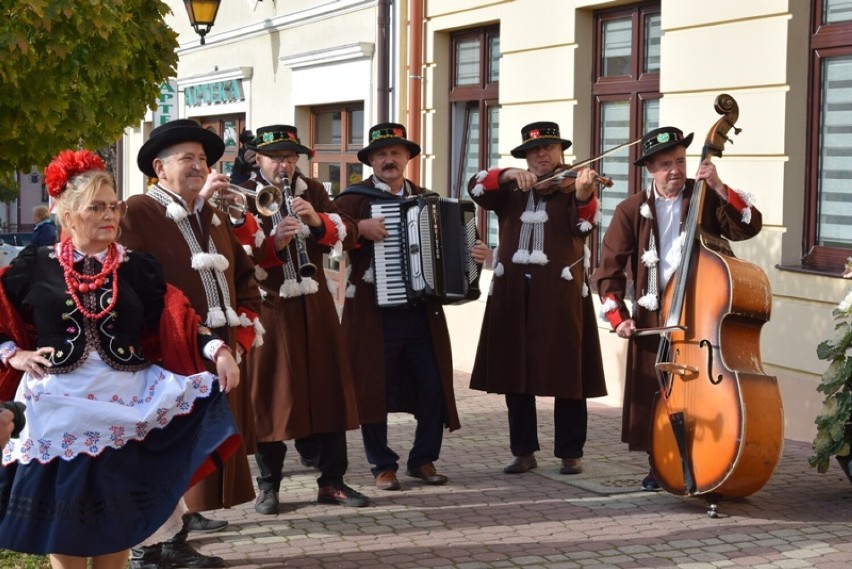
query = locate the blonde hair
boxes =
[54,170,116,231]
[32,204,51,222]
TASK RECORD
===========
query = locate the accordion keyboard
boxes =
[372,202,408,307]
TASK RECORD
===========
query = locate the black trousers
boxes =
[255,430,348,490]
[361,306,445,476]
[505,393,587,459]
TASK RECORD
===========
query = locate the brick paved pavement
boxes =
[189,371,852,568]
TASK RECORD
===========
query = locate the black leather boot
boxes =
[129,545,168,569]
[160,524,224,568]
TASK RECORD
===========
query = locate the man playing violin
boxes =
[592,126,762,491]
[467,121,607,476]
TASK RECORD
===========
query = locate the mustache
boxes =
[382,163,399,171]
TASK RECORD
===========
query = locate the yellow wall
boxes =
[419,0,840,445]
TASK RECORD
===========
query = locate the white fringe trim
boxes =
[166,202,188,222]
[600,297,619,318]
[637,293,659,311]
[300,277,319,295]
[345,283,356,298]
[584,244,591,269]
[494,262,504,277]
[561,267,574,281]
[211,214,221,227]
[520,210,549,224]
[252,316,265,348]
[225,306,241,326]
[529,250,549,265]
[279,279,303,298]
[191,252,229,272]
[471,170,489,196]
[741,207,752,225]
[242,244,253,257]
[582,282,589,297]
[255,265,268,281]
[578,219,593,232]
[362,266,375,284]
[512,249,531,264]
[640,203,653,219]
[327,213,346,260]
[374,178,392,193]
[205,306,227,328]
[641,248,659,267]
[253,228,265,249]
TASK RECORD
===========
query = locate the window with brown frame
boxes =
[449,26,500,254]
[310,104,364,197]
[590,2,661,266]
[200,114,245,177]
[309,103,364,307]
[802,0,852,274]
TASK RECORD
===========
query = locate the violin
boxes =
[522,164,613,195]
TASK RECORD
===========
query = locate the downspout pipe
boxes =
[407,0,423,184]
[377,0,390,122]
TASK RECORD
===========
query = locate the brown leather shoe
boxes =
[375,469,401,491]
[560,458,583,475]
[503,454,537,474]
[405,463,448,485]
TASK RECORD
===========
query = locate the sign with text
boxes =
[185,79,245,108]
[153,80,178,126]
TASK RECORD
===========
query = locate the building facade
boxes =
[125,0,852,444]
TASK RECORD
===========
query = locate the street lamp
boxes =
[184,0,222,45]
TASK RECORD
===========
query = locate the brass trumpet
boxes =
[211,183,283,217]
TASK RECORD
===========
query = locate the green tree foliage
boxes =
[0,0,178,173]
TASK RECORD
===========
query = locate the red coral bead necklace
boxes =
[57,238,122,320]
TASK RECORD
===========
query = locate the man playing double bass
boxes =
[592,126,762,491]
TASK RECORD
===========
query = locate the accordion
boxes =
[371,195,481,308]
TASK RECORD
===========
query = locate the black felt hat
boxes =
[137,119,225,177]
[510,122,572,159]
[247,124,313,156]
[633,126,694,166]
[357,123,421,165]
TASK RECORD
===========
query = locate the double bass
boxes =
[649,94,784,512]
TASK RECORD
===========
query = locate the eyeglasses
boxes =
[262,154,299,164]
[86,201,127,217]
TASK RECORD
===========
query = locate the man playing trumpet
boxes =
[228,124,369,515]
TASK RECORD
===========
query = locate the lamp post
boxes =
[184,0,222,45]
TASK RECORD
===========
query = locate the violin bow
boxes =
[533,138,642,188]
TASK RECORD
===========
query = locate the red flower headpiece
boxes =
[44,150,106,199]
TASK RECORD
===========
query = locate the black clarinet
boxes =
[281,176,317,278]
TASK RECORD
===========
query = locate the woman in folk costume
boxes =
[0,150,242,569]
[468,121,607,476]
[592,126,761,490]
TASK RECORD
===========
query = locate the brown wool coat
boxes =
[592,180,763,452]
[239,173,361,441]
[120,192,261,510]
[467,172,607,400]
[334,177,461,431]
